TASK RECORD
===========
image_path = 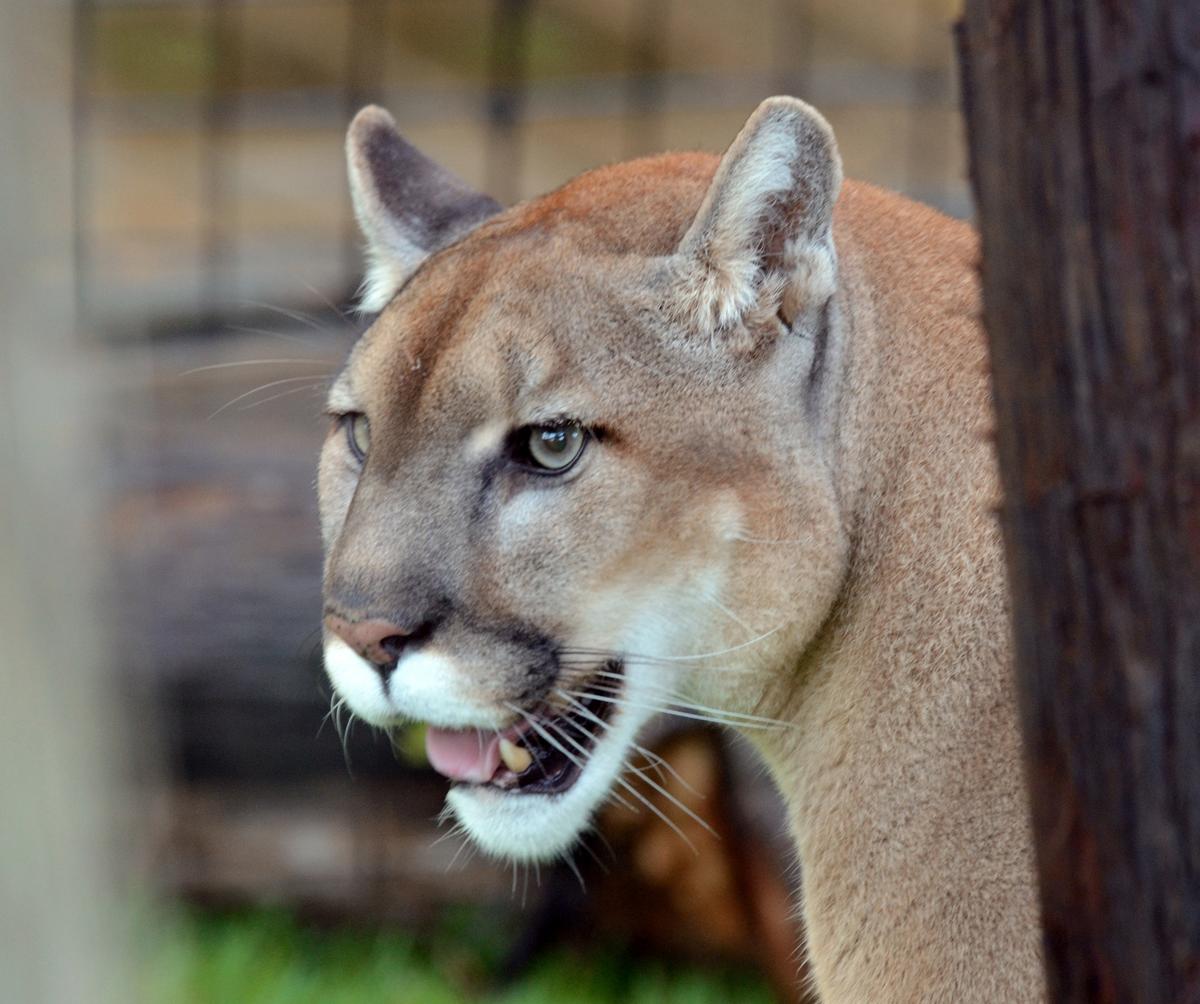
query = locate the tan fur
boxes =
[319,99,1044,1002]
[762,184,1044,1001]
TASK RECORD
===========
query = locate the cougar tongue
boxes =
[424,727,502,783]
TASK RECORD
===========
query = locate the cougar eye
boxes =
[344,413,370,461]
[524,423,586,473]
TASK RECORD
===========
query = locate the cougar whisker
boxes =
[179,358,332,377]
[236,381,330,411]
[583,675,794,728]
[207,375,333,420]
[554,688,703,798]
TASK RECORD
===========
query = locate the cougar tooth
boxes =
[499,737,533,774]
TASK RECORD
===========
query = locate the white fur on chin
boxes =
[322,635,659,862]
[448,678,655,862]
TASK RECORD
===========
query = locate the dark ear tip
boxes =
[347,104,399,147]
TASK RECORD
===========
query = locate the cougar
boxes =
[318,96,1044,1002]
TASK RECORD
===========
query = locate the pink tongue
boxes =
[424,727,502,783]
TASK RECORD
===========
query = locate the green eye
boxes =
[526,424,586,472]
[346,413,370,461]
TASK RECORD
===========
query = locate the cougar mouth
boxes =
[424,664,622,797]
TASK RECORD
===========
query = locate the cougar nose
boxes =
[325,614,413,677]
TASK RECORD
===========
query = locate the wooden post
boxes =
[957,2,1200,1001]
[0,2,130,1000]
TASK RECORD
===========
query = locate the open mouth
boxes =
[423,665,621,796]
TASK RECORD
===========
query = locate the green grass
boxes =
[141,905,779,1004]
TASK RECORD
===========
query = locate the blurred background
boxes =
[3,1,965,1001]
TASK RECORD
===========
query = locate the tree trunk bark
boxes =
[957,3,1200,1001]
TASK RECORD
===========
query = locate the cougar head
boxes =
[319,97,849,861]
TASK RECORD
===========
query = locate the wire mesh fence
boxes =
[72,0,965,339]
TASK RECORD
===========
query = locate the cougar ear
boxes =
[346,105,502,312]
[674,96,842,343]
